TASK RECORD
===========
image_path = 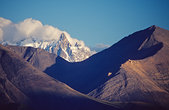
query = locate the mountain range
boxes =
[0,25,169,110]
[0,17,94,62]
[0,44,118,110]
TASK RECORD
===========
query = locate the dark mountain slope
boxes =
[0,72,29,110]
[44,25,169,109]
[3,25,169,110]
[88,26,169,109]
[8,25,161,94]
[0,44,118,110]
[44,25,165,93]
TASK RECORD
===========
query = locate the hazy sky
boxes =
[0,0,169,48]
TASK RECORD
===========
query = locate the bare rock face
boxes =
[0,44,118,110]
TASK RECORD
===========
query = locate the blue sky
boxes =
[0,0,169,48]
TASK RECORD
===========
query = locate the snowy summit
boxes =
[0,17,94,62]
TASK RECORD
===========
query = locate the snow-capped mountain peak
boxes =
[0,17,93,62]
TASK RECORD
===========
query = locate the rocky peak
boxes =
[148,25,157,30]
[59,33,67,42]
[0,17,93,62]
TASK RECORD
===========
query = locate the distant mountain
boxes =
[43,25,169,109]
[0,44,119,110]
[0,17,94,62]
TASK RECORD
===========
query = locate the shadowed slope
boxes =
[44,25,169,109]
[4,25,169,110]
[3,25,169,110]
[88,26,169,109]
[44,25,163,93]
[0,44,118,110]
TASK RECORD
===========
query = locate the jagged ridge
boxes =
[0,17,93,62]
